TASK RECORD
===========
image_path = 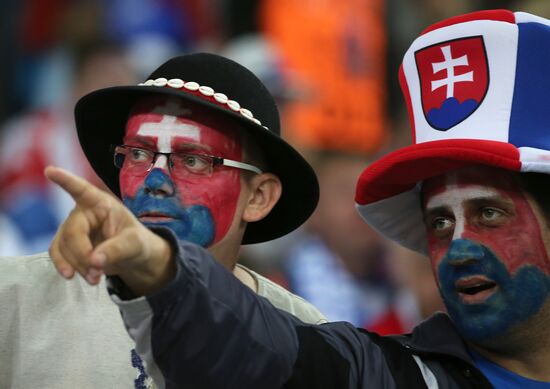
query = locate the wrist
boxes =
[122,234,176,297]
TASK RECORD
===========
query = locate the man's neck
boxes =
[207,235,258,292]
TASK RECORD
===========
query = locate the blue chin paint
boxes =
[123,169,215,247]
[438,239,550,341]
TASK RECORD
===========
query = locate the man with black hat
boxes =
[46,9,550,388]
[0,53,325,388]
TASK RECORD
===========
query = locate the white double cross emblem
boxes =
[431,45,474,98]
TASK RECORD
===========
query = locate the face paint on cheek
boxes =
[437,239,550,340]
[169,118,243,245]
[172,161,241,245]
[459,185,550,276]
[119,168,144,198]
[122,169,217,247]
[423,175,459,279]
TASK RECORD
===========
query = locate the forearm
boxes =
[110,229,301,389]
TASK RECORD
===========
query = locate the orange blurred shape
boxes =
[260,0,387,154]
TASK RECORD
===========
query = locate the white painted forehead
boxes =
[136,98,200,153]
[425,184,500,210]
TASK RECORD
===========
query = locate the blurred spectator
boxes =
[101,0,192,78]
[0,40,135,255]
[0,213,25,256]
[385,242,446,323]
[249,150,427,334]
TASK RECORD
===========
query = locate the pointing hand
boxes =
[45,166,175,296]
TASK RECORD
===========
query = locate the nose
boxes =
[143,169,175,198]
[446,239,485,266]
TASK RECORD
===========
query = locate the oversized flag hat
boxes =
[355,10,550,253]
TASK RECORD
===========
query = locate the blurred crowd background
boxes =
[1,0,547,334]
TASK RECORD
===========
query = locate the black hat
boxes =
[75,52,319,244]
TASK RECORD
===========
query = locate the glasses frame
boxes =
[113,145,262,177]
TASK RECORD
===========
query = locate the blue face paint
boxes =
[123,169,215,247]
[438,239,550,341]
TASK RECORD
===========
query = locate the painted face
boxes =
[422,166,550,340]
[119,97,242,247]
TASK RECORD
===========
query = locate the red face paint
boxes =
[422,166,550,279]
[119,97,242,245]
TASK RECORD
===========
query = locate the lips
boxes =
[138,211,177,223]
[455,276,498,304]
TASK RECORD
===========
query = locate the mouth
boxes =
[138,212,177,223]
[455,276,498,304]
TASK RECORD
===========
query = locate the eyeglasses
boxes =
[113,145,262,178]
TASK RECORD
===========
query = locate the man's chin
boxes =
[140,219,214,247]
[444,291,519,342]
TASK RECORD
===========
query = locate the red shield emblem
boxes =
[415,36,489,131]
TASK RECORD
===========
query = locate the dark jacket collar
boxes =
[394,312,474,363]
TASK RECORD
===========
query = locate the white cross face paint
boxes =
[136,99,198,153]
[137,116,199,153]
[425,184,501,241]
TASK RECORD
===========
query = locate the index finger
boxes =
[44,166,104,208]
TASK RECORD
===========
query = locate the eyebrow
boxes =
[123,137,213,154]
[172,143,211,154]
[423,195,514,215]
[422,205,452,224]
[465,196,515,209]
[123,137,155,148]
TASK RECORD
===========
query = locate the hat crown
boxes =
[400,9,550,160]
[147,53,281,135]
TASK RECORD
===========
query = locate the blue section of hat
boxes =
[508,22,550,150]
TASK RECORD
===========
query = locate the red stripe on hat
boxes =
[355,139,520,205]
[398,64,416,144]
[421,9,516,35]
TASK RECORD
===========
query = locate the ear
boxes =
[242,173,282,223]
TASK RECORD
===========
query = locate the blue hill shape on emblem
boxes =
[426,97,479,131]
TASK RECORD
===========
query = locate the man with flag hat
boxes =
[47,9,550,388]
[1,53,326,388]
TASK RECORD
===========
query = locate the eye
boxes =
[173,153,212,174]
[480,207,504,223]
[432,217,454,231]
[128,148,151,163]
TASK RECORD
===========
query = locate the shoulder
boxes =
[0,252,78,301]
[0,252,56,277]
[0,252,113,306]
[237,264,328,325]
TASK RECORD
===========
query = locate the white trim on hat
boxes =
[519,147,550,174]
[515,12,550,25]
[139,78,269,130]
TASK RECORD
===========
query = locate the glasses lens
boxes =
[170,153,214,177]
[114,146,154,176]
[114,152,125,168]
